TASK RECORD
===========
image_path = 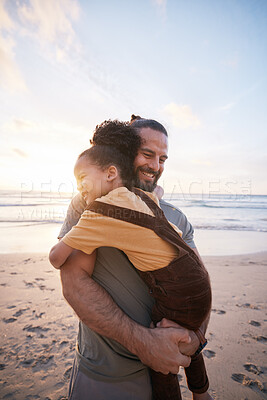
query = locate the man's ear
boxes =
[106,165,118,182]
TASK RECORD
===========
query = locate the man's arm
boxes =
[49,241,74,269]
[60,249,191,374]
[59,193,200,373]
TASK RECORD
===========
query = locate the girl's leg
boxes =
[150,369,182,400]
[184,353,209,394]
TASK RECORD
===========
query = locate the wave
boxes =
[0,219,62,224]
[0,202,64,207]
[193,225,267,232]
[172,202,267,210]
[1,219,266,232]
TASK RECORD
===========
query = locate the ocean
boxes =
[0,190,266,255]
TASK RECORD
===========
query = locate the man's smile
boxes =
[140,170,156,180]
[139,168,159,181]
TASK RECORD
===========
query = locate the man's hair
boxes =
[79,120,141,190]
[130,114,168,137]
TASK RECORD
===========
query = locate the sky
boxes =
[0,0,267,196]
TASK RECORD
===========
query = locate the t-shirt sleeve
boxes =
[58,193,86,239]
[181,216,195,248]
[159,199,196,248]
[61,212,131,255]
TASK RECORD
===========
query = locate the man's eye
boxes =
[143,153,151,158]
[160,158,166,164]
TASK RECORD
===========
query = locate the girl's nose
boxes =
[77,181,83,192]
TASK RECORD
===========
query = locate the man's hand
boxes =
[134,325,191,374]
[156,318,207,357]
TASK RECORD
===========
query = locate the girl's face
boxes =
[74,156,112,205]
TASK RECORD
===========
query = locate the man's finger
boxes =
[156,318,182,329]
[170,328,191,345]
[178,354,191,369]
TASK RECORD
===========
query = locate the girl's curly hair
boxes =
[78,120,141,190]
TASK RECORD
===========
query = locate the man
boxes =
[59,117,202,399]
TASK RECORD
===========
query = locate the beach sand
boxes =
[0,252,266,399]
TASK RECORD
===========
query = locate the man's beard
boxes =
[133,167,161,192]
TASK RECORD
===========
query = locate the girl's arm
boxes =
[49,241,74,269]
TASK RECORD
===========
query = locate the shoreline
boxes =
[0,252,266,399]
[0,221,267,256]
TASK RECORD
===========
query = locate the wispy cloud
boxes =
[151,0,167,20]
[2,118,36,132]
[0,0,27,92]
[18,0,81,62]
[13,148,28,158]
[0,0,14,30]
[162,103,201,130]
[222,52,239,69]
[219,102,236,111]
[191,158,212,166]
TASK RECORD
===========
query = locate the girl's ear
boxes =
[106,165,118,182]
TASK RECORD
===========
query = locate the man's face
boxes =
[133,127,168,192]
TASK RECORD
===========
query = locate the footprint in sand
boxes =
[20,358,35,367]
[249,320,261,327]
[231,373,266,393]
[254,336,267,343]
[203,350,216,358]
[64,366,72,381]
[3,317,17,323]
[242,334,267,343]
[23,280,34,288]
[236,303,260,310]
[212,309,226,315]
[13,308,29,318]
[22,324,50,333]
[244,363,263,375]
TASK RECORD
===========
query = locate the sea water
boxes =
[0,190,266,255]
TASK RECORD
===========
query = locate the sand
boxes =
[0,252,266,400]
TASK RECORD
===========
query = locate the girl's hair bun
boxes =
[90,119,141,160]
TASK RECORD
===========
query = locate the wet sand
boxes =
[0,252,266,399]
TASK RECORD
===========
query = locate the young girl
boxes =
[50,120,212,400]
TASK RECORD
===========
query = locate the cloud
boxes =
[162,103,201,130]
[151,0,167,19]
[13,148,28,158]
[0,0,27,92]
[13,118,35,130]
[2,118,35,132]
[0,34,27,92]
[0,0,14,31]
[219,102,236,111]
[18,0,81,61]
[191,159,212,166]
[222,53,239,69]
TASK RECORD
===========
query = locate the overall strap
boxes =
[86,200,157,231]
[132,188,165,218]
[86,189,189,258]
[132,188,192,256]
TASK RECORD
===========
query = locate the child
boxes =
[50,120,212,400]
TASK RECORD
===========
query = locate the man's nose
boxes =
[148,158,160,171]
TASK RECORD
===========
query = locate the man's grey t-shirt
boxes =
[58,193,196,382]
